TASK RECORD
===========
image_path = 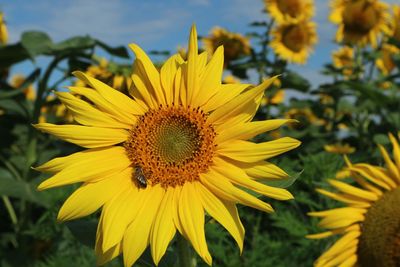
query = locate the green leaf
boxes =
[373,134,390,145]
[95,40,130,58]
[51,36,95,55]
[21,31,53,58]
[281,71,310,92]
[0,43,30,69]
[263,170,303,188]
[0,176,49,207]
[66,219,97,247]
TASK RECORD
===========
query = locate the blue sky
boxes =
[1,0,398,86]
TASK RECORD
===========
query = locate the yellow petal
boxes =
[197,46,224,107]
[73,71,145,115]
[68,86,136,124]
[378,144,400,182]
[349,164,393,190]
[208,76,277,124]
[212,157,293,200]
[37,148,131,190]
[101,184,140,252]
[131,65,158,109]
[200,171,274,213]
[56,92,132,129]
[195,182,244,253]
[150,187,176,265]
[217,138,301,163]
[34,123,128,148]
[129,44,165,105]
[186,25,199,105]
[315,189,370,208]
[389,133,400,170]
[174,67,183,105]
[122,185,164,267]
[57,169,131,221]
[95,210,122,265]
[216,119,295,143]
[178,182,212,265]
[328,179,378,201]
[202,83,249,112]
[235,160,288,180]
[160,55,181,105]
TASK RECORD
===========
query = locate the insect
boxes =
[133,165,147,188]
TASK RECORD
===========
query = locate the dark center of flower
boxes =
[343,1,379,35]
[124,105,216,188]
[358,187,400,267]
[282,24,309,53]
[277,0,302,18]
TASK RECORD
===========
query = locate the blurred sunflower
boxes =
[324,143,356,154]
[262,90,285,106]
[270,20,317,64]
[34,26,300,266]
[10,74,36,101]
[75,57,132,92]
[330,0,390,47]
[376,43,399,75]
[203,27,251,66]
[222,75,240,84]
[332,46,354,77]
[264,0,315,23]
[0,12,8,45]
[308,133,400,267]
[392,5,400,42]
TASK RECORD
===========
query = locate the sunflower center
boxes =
[277,0,302,18]
[282,24,309,53]
[124,105,216,188]
[343,1,379,35]
[357,187,400,267]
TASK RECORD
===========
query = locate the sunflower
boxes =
[75,57,131,92]
[270,19,318,64]
[332,46,354,77]
[392,5,400,42]
[330,0,390,47]
[203,27,251,66]
[264,0,315,23]
[308,133,400,267]
[376,43,399,75]
[0,12,8,45]
[34,26,300,266]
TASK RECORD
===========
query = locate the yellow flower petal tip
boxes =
[34,26,300,266]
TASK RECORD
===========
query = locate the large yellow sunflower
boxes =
[34,26,300,266]
[329,0,391,47]
[203,27,251,66]
[0,12,8,45]
[264,0,315,23]
[270,19,318,64]
[308,133,400,267]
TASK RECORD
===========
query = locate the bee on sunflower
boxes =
[308,133,400,267]
[34,25,300,266]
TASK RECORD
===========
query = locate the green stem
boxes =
[2,196,18,225]
[177,234,194,267]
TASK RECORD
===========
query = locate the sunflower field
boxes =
[0,0,400,266]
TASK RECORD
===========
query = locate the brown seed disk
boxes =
[124,105,216,188]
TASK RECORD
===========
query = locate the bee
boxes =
[133,165,147,188]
